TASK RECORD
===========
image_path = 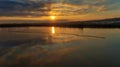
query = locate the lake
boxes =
[0,27,120,67]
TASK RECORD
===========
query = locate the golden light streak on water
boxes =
[52,26,55,34]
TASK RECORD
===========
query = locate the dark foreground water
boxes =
[0,27,120,67]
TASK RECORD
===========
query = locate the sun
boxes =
[51,16,55,20]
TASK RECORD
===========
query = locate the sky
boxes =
[0,0,120,21]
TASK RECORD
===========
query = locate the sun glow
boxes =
[51,16,55,20]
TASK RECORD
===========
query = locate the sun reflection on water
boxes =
[52,26,55,34]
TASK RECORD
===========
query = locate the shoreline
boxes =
[0,22,120,28]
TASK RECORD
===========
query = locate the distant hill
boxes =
[67,18,120,28]
[70,17,120,22]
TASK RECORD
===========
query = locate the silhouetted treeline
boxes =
[0,18,120,28]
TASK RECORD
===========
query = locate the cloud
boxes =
[50,4,91,16]
[50,0,114,16]
[0,0,118,17]
[0,0,51,17]
[96,5,107,12]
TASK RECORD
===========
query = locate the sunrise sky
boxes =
[0,0,120,21]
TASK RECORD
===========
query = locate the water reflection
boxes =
[51,26,55,34]
[0,27,120,67]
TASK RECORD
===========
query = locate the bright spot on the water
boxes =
[52,26,55,34]
[51,16,55,20]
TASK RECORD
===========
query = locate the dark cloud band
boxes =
[0,0,51,16]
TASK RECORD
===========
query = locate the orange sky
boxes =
[0,0,120,21]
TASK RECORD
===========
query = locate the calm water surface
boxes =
[0,27,120,67]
